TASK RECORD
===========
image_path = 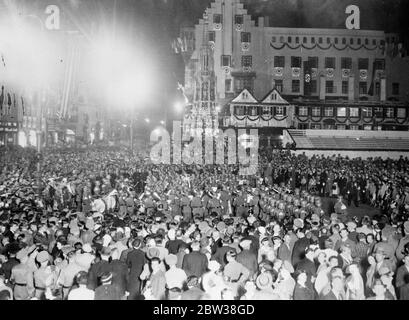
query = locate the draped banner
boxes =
[270,42,380,52]
[303,60,312,97]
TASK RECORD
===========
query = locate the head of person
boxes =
[329,268,345,292]
[0,289,11,300]
[317,251,326,265]
[305,247,315,261]
[374,249,385,263]
[75,271,88,287]
[328,255,339,268]
[339,228,349,239]
[226,250,236,263]
[366,233,375,244]
[295,270,307,285]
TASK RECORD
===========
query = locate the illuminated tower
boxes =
[182,11,219,140]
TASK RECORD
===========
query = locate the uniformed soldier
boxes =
[94,272,123,300]
[10,246,36,300]
[33,251,56,299]
[57,247,82,299]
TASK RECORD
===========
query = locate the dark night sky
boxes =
[2,0,408,120]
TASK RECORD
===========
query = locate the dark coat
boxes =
[87,260,111,290]
[110,259,128,295]
[293,283,315,300]
[182,251,208,278]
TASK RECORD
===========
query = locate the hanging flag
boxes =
[7,93,12,113]
[21,96,25,115]
[303,60,312,97]
[0,86,4,113]
[13,94,16,116]
[367,60,376,96]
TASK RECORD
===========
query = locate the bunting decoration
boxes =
[303,60,312,96]
[270,42,380,52]
[7,93,12,113]
[368,61,377,96]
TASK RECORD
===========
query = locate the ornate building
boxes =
[182,0,409,146]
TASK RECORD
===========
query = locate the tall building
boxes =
[182,0,409,146]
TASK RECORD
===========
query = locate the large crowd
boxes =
[0,145,408,300]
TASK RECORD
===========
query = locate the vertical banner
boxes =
[303,60,312,97]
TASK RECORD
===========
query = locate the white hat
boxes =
[240,239,252,249]
[208,260,220,272]
[82,243,92,253]
[168,229,176,239]
[102,234,112,247]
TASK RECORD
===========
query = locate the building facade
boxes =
[182,0,409,142]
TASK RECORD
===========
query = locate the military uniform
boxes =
[58,261,83,299]
[10,263,35,300]
[94,283,123,300]
[33,265,57,299]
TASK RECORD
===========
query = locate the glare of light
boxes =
[88,35,153,107]
[238,134,257,148]
[18,131,27,148]
[90,132,95,144]
[160,120,165,125]
[174,102,184,113]
[29,130,37,147]
[0,15,61,89]
[145,118,150,123]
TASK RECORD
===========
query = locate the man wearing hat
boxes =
[87,246,113,290]
[33,251,54,299]
[211,235,236,268]
[126,238,147,300]
[141,257,166,300]
[164,254,187,290]
[68,271,95,300]
[94,271,123,300]
[223,250,250,284]
[182,241,208,278]
[57,246,82,299]
[236,239,258,279]
[10,246,36,300]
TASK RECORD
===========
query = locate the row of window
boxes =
[208,31,251,43]
[276,80,399,95]
[271,35,384,47]
[296,106,406,118]
[229,77,400,97]
[221,55,252,67]
[273,56,384,70]
[299,124,389,131]
[232,105,407,118]
[234,105,286,116]
[221,55,386,71]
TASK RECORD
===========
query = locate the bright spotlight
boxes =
[174,102,184,113]
[160,120,165,125]
[145,118,150,123]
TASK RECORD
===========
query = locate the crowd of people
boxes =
[0,145,408,300]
